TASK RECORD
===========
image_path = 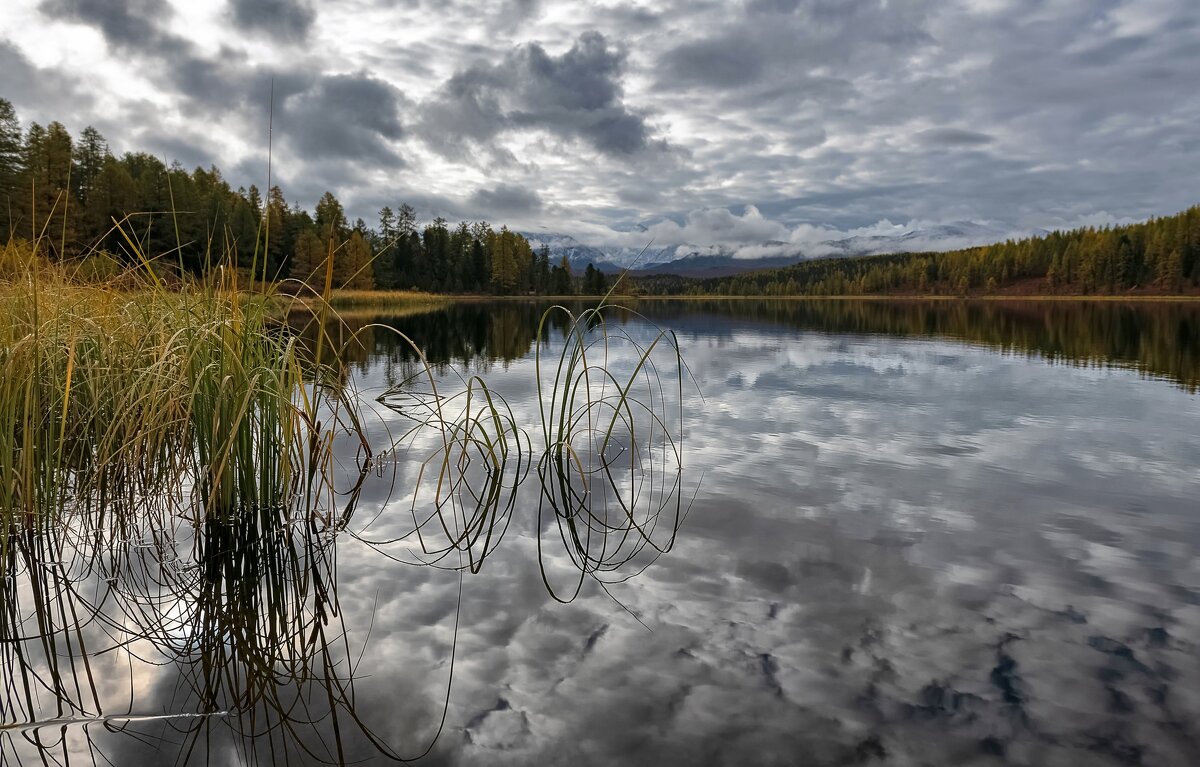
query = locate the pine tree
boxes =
[378,206,395,242]
[583,263,607,294]
[23,121,77,254]
[265,185,288,278]
[226,193,260,268]
[314,191,347,243]
[82,156,137,256]
[0,99,23,240]
[290,228,326,288]
[423,216,450,290]
[551,255,573,295]
[535,244,550,293]
[393,203,418,287]
[490,225,518,293]
[72,126,108,207]
[339,229,374,289]
[247,184,263,215]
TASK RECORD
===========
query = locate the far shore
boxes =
[319,291,1200,305]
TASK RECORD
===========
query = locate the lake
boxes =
[5,299,1200,766]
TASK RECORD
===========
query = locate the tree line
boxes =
[0,98,609,295]
[636,206,1200,297]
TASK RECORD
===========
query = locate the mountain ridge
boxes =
[520,221,1032,278]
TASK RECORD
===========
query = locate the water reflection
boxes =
[318,299,1200,392]
[6,299,1200,765]
[647,298,1200,392]
[0,475,398,765]
[3,301,693,765]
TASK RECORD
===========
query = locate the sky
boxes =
[1,0,1198,252]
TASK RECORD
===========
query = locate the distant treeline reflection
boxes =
[641,299,1200,392]
[291,302,635,381]
[300,299,1200,393]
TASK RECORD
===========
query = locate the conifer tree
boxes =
[314,191,347,244]
[339,229,374,289]
[290,228,326,288]
[0,99,23,239]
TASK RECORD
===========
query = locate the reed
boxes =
[367,298,696,598]
[0,226,383,760]
[0,230,360,548]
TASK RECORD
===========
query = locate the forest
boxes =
[638,205,1200,297]
[0,98,602,295]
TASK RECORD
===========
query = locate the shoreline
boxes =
[361,293,1200,304]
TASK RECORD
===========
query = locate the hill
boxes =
[633,206,1200,297]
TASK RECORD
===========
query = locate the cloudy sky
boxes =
[1,0,1198,251]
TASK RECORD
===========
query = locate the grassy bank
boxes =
[291,287,445,310]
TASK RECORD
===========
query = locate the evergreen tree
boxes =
[72,126,108,207]
[393,203,419,287]
[82,155,137,255]
[471,238,488,292]
[490,225,518,293]
[550,255,573,295]
[0,99,23,239]
[535,244,550,293]
[22,121,76,254]
[378,206,395,242]
[290,228,326,288]
[226,192,261,268]
[450,220,476,291]
[422,216,450,290]
[339,229,374,289]
[314,191,347,243]
[265,185,288,278]
[583,263,607,295]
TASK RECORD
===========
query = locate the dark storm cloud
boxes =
[228,0,316,42]
[280,73,406,163]
[140,131,220,170]
[419,32,663,158]
[36,1,263,108]
[38,0,168,49]
[468,183,542,215]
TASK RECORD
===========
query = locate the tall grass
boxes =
[0,228,379,761]
[0,232,360,549]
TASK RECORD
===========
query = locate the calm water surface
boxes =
[6,299,1200,766]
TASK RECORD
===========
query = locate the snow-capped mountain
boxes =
[522,222,1027,278]
[518,232,628,272]
[816,222,1022,259]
